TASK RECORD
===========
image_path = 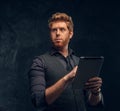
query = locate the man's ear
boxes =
[70,31,73,39]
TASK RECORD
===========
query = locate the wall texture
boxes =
[0,0,120,111]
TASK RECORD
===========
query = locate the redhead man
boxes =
[29,12,104,111]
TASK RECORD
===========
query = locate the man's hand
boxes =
[63,66,78,82]
[84,77,102,94]
[84,77,103,105]
[45,66,78,104]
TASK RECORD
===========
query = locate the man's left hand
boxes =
[84,77,102,94]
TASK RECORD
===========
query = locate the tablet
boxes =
[72,56,104,89]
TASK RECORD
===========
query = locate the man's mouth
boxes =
[55,39,62,42]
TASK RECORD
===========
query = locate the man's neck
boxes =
[59,48,68,57]
[54,46,69,57]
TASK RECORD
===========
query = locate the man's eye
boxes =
[60,28,65,32]
[51,29,56,32]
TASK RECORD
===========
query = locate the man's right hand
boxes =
[45,66,78,104]
[63,66,78,82]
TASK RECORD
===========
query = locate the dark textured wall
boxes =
[0,0,120,111]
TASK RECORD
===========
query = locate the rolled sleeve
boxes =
[84,90,104,109]
[28,57,48,109]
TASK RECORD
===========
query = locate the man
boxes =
[28,12,103,111]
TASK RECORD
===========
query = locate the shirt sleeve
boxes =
[84,90,104,109]
[28,56,48,110]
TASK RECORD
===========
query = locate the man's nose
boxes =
[56,29,60,35]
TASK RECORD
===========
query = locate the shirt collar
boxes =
[49,47,75,56]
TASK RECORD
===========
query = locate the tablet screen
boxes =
[72,56,104,89]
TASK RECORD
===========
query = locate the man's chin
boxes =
[53,44,63,49]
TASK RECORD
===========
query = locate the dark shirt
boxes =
[28,47,103,111]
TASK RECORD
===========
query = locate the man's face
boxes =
[50,21,73,49]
